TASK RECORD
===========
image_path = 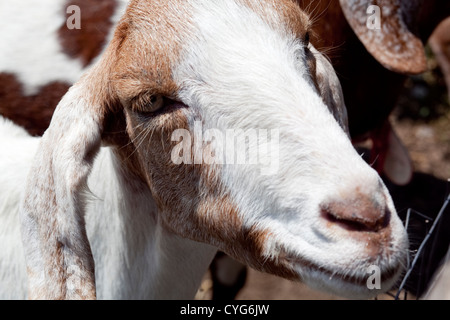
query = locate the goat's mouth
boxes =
[289,257,402,285]
[282,254,405,298]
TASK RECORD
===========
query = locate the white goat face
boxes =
[113,0,407,298]
[22,0,408,299]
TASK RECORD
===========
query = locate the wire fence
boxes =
[383,179,450,300]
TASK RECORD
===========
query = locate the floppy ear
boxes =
[339,0,427,75]
[20,69,110,299]
[310,46,349,135]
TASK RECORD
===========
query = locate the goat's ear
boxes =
[310,46,349,135]
[339,0,427,75]
[20,71,110,299]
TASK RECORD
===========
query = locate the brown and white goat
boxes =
[1,0,409,300]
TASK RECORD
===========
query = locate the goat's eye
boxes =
[133,94,165,114]
[146,95,164,112]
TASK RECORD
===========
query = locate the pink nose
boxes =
[320,193,390,232]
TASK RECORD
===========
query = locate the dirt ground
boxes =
[196,49,450,301]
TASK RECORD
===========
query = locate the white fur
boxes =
[0,118,37,299]
[85,148,217,299]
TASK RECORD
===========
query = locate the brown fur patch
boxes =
[275,0,311,38]
[58,0,118,67]
[110,1,188,104]
[239,0,310,39]
[0,73,69,136]
[1,1,119,136]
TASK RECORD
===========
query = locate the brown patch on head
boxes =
[0,73,69,136]
[274,0,311,38]
[238,0,311,40]
[58,0,118,67]
[92,1,191,193]
[81,0,194,193]
[110,0,190,106]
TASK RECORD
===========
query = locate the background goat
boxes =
[308,0,450,186]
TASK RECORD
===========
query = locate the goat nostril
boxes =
[320,199,390,232]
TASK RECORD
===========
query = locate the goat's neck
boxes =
[86,147,217,299]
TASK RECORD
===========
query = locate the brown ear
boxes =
[339,0,427,75]
[310,46,349,134]
[20,68,110,299]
